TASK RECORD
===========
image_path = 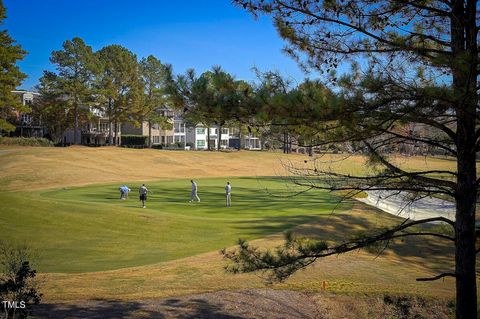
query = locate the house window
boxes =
[99,122,109,132]
[210,128,217,135]
[221,128,229,134]
[174,122,185,133]
[197,140,205,147]
[196,128,205,134]
[20,113,32,124]
[221,140,228,146]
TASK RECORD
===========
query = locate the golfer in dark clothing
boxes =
[139,184,148,208]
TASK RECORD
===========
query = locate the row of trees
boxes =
[37,42,285,149]
[34,38,172,146]
[0,0,335,152]
[166,66,259,150]
[0,0,329,151]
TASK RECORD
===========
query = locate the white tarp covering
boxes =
[356,190,455,221]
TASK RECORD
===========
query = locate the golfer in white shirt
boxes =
[225,181,232,207]
[190,180,200,202]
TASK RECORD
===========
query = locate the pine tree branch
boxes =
[380,129,457,156]
[416,272,456,281]
[364,141,456,190]
[224,217,455,281]
[272,1,450,57]
[389,232,455,242]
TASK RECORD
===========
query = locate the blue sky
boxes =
[4,0,308,90]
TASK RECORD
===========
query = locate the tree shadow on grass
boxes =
[33,298,247,319]
[231,204,454,274]
[157,298,246,319]
[149,187,347,212]
[33,299,164,319]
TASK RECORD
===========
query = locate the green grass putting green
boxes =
[0,177,350,273]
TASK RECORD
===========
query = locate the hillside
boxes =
[0,146,456,191]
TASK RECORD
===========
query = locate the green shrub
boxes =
[121,135,147,147]
[0,242,42,319]
[0,137,53,147]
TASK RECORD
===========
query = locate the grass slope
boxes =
[1,177,349,273]
[40,205,455,302]
[0,147,457,302]
[0,146,457,191]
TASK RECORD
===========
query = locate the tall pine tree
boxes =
[44,37,98,144]
[0,0,27,133]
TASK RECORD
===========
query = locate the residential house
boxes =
[122,106,186,146]
[10,90,44,138]
[228,127,261,150]
[186,124,230,150]
[172,114,186,146]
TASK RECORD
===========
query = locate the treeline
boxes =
[34,38,172,146]
[0,0,343,152]
[0,0,443,155]
[0,0,340,150]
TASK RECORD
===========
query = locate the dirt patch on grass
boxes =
[33,289,452,319]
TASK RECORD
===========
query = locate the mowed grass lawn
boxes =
[1,177,350,273]
[0,148,459,301]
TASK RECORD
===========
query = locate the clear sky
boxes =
[4,0,309,90]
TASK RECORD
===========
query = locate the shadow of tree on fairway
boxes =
[33,298,247,319]
[33,299,165,319]
[33,289,323,319]
[232,204,455,274]
[33,299,248,319]
[158,298,246,319]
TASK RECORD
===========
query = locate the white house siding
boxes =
[185,125,231,150]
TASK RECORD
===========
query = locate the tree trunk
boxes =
[108,99,113,145]
[217,125,222,151]
[455,137,477,319]
[73,104,79,145]
[455,94,477,319]
[287,133,290,153]
[452,1,478,317]
[108,121,112,145]
[118,123,122,146]
[288,134,292,154]
[113,121,118,146]
[207,126,211,151]
[148,120,152,148]
[238,124,242,151]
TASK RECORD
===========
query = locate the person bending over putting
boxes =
[119,186,126,200]
[225,181,232,207]
[119,185,131,200]
[189,180,200,202]
[124,186,131,199]
[139,184,149,208]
